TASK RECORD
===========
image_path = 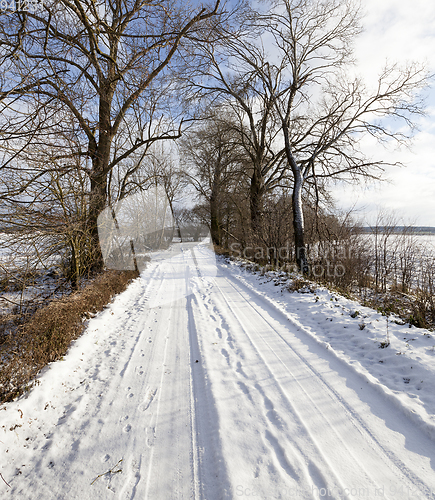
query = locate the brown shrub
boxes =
[0,270,139,402]
[287,277,316,293]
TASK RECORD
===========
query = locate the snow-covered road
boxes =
[2,244,435,499]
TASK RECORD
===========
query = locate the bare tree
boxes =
[182,20,288,238]
[258,0,428,272]
[0,11,62,203]
[188,0,429,272]
[181,109,247,246]
[1,0,222,271]
[139,142,188,217]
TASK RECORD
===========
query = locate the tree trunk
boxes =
[292,171,309,274]
[210,210,221,246]
[88,172,107,272]
[282,124,309,274]
[70,239,79,290]
[250,167,264,237]
[210,190,221,246]
[87,88,114,272]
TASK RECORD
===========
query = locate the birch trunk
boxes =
[282,124,309,274]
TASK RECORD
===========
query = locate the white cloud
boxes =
[357,0,435,66]
[331,0,435,226]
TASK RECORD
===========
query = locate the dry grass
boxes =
[287,277,316,293]
[0,269,139,403]
[213,245,232,257]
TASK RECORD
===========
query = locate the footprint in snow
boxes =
[139,388,157,412]
[236,381,254,402]
[146,426,156,447]
[236,361,248,379]
[220,348,230,365]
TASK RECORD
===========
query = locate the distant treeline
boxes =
[359,227,435,235]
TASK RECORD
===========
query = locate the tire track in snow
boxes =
[3,263,163,499]
[212,262,435,498]
[143,324,170,499]
[190,262,317,497]
[3,247,435,499]
[199,272,341,497]
[130,256,194,499]
[3,257,197,499]
[185,260,233,500]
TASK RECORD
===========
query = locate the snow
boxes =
[0,233,70,317]
[1,244,435,499]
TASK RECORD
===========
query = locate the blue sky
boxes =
[330,0,435,226]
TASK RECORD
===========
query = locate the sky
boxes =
[330,0,435,226]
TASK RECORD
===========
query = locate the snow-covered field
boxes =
[1,243,435,499]
[0,233,66,317]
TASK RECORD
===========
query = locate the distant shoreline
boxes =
[359,226,435,235]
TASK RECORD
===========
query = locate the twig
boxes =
[0,472,11,488]
[90,458,123,485]
[0,296,21,307]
